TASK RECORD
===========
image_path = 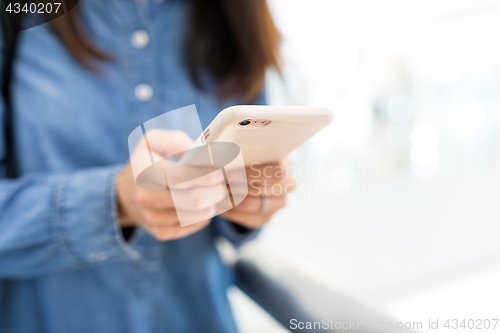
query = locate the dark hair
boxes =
[50,0,281,103]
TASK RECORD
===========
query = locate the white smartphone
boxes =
[181,105,333,166]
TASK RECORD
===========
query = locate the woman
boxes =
[0,1,294,332]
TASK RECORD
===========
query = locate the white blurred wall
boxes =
[233,1,500,331]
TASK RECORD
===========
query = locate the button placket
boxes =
[130,27,152,103]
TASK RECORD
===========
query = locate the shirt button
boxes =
[131,30,149,49]
[135,84,153,102]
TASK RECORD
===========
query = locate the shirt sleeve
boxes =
[0,25,139,278]
[0,165,141,278]
[212,216,261,247]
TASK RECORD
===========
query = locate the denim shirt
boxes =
[0,1,264,332]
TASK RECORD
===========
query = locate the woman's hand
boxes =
[222,158,296,229]
[116,130,225,241]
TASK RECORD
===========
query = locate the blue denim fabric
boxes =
[0,1,264,332]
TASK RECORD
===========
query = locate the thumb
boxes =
[130,130,194,185]
[145,129,194,159]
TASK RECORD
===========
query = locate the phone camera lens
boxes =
[240,120,251,126]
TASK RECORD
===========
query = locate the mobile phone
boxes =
[181,105,333,166]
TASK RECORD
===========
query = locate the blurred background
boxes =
[229,0,500,331]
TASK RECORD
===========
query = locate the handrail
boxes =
[234,247,418,333]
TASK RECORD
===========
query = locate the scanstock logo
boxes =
[1,0,79,33]
[128,105,248,227]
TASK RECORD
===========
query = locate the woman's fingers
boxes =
[231,195,287,214]
[137,183,226,210]
[221,195,288,229]
[146,129,194,159]
[221,158,295,229]
[169,184,227,211]
[136,188,177,209]
[221,209,275,229]
[143,219,211,241]
[162,161,225,189]
[130,130,194,181]
[119,129,227,240]
[247,176,296,196]
[228,163,281,184]
[126,132,297,238]
[143,206,216,227]
[142,208,179,226]
[228,158,294,184]
[226,159,296,197]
